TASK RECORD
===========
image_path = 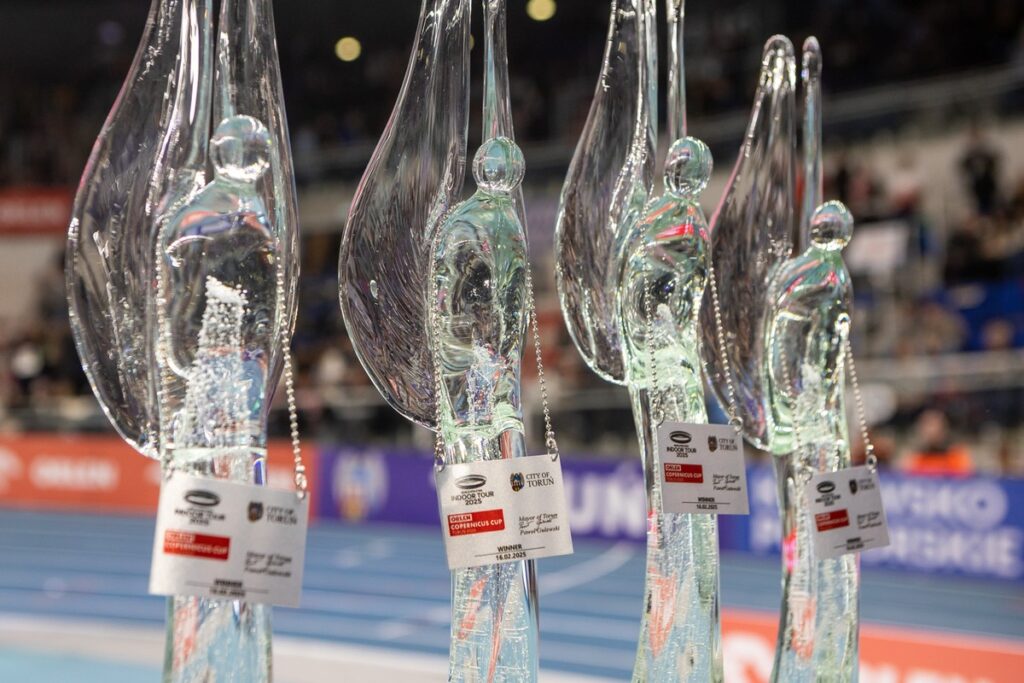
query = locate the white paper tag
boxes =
[435,455,574,570]
[805,465,890,560]
[149,473,309,607]
[657,422,750,515]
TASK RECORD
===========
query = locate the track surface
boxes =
[0,510,1021,680]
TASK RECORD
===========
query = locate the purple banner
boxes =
[317,446,649,540]
[317,446,743,546]
[316,445,1024,582]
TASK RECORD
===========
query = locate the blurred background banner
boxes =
[0,435,315,515]
[721,610,1024,682]
[3,438,1018,582]
[0,188,72,236]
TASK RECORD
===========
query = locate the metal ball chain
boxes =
[155,220,174,478]
[706,257,743,430]
[428,247,447,472]
[643,275,665,426]
[525,265,559,459]
[845,338,877,471]
[275,253,307,498]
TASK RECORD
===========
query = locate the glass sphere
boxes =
[664,136,712,197]
[810,200,854,251]
[211,115,272,184]
[472,136,525,193]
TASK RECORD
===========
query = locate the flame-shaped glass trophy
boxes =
[66,0,299,679]
[700,35,867,681]
[558,1,734,678]
[764,201,859,681]
[340,0,555,678]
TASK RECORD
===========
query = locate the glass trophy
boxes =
[764,201,859,681]
[620,138,722,679]
[340,0,540,678]
[66,0,298,680]
[555,0,657,385]
[559,2,725,679]
[339,0,471,427]
[699,36,798,450]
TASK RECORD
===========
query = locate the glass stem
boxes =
[481,0,512,141]
[771,444,859,683]
[799,39,822,251]
[161,450,272,683]
[628,385,723,682]
[445,431,539,682]
[666,0,686,142]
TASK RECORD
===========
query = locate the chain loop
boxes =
[777,337,874,479]
[429,249,559,465]
[153,200,306,497]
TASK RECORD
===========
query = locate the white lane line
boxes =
[0,614,615,682]
[373,542,639,642]
[540,542,637,596]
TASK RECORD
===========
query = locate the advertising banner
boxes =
[317,446,1024,582]
[721,609,1024,683]
[0,187,73,235]
[742,463,1024,582]
[0,434,313,515]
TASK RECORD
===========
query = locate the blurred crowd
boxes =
[3,0,1023,185]
[0,0,1023,476]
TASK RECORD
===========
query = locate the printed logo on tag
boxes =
[447,509,505,536]
[657,422,750,515]
[150,473,309,607]
[805,465,890,559]
[436,455,574,570]
[664,463,703,484]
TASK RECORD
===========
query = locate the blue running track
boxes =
[0,510,1021,680]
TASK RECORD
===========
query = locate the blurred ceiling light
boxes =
[526,0,556,22]
[335,36,362,62]
[98,20,125,47]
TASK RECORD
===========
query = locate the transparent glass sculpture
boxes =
[160,0,298,674]
[66,0,298,680]
[431,2,538,678]
[66,0,214,458]
[764,202,859,682]
[339,0,471,427]
[699,36,797,449]
[433,134,536,681]
[555,0,657,384]
[620,138,722,681]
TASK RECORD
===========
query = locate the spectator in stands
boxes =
[944,215,993,283]
[902,409,975,476]
[960,124,1001,216]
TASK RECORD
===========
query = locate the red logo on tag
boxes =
[665,463,703,484]
[163,530,230,560]
[815,509,850,532]
[447,509,505,536]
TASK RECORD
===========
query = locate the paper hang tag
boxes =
[805,465,890,560]
[149,472,309,607]
[656,422,750,515]
[435,454,574,571]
